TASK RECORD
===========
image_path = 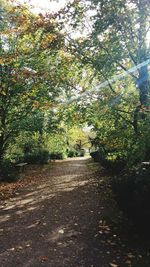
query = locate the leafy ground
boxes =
[0,158,150,267]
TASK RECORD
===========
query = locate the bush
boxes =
[24,149,49,164]
[111,162,150,230]
[102,158,126,173]
[0,160,19,183]
[50,152,66,160]
[68,149,78,158]
[90,150,105,162]
[90,150,126,173]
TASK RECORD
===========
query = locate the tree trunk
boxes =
[137,65,149,107]
[0,135,5,164]
[133,105,141,135]
[134,65,149,134]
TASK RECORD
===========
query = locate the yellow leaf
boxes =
[0,58,4,64]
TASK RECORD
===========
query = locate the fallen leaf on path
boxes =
[39,256,48,262]
[17,246,23,250]
[8,248,15,251]
[127,252,135,259]
[58,229,64,234]
[25,244,31,248]
[109,263,118,267]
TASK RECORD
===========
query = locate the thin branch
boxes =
[98,44,137,79]
[115,112,134,126]
[99,70,116,94]
[113,108,132,114]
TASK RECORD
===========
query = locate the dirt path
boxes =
[0,158,149,267]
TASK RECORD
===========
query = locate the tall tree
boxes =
[62,0,150,132]
[0,1,65,161]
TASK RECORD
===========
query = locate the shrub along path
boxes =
[0,158,150,267]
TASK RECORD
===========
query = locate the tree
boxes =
[0,1,65,161]
[56,0,150,164]
[62,0,150,133]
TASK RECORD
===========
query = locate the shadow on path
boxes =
[0,158,149,267]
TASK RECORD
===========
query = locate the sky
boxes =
[18,0,70,13]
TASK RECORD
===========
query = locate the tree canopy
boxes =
[0,0,150,166]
